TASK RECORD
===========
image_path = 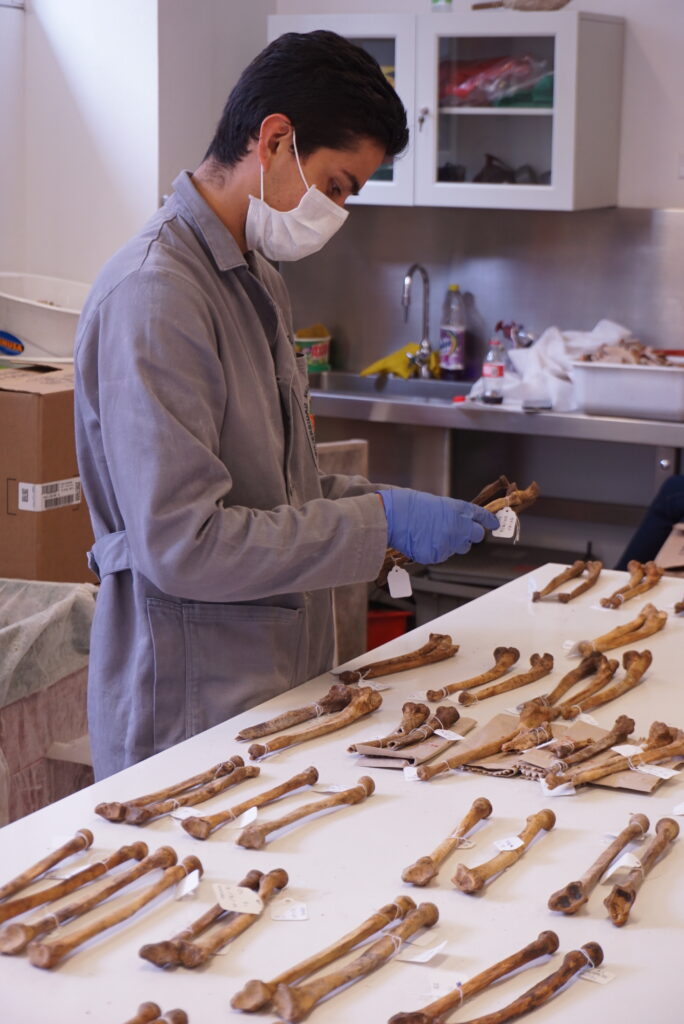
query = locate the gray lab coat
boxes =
[74,171,387,779]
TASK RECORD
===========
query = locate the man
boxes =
[75,30,497,779]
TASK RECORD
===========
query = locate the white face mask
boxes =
[245,131,349,261]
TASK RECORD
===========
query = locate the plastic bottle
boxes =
[438,284,467,381]
[481,337,505,404]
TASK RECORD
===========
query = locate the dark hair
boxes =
[204,30,408,166]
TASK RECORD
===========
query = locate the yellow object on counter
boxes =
[295,322,330,339]
[360,343,440,379]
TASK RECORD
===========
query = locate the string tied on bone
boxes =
[569,705,583,719]
[411,725,432,742]
[580,947,598,969]
[312,703,325,718]
[43,913,61,931]
[433,687,448,701]
[169,799,181,810]
[551,759,569,773]
[386,933,404,955]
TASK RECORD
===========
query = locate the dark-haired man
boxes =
[75,31,496,778]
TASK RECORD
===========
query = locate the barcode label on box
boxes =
[18,477,81,511]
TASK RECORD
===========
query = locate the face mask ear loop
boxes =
[260,163,265,203]
[292,130,310,191]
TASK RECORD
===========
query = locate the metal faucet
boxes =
[402,263,432,379]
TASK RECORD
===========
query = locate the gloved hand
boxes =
[378,489,499,564]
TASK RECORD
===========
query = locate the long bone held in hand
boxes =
[601,560,663,609]
[236,684,354,741]
[402,797,493,886]
[248,688,382,760]
[27,853,202,969]
[124,764,260,824]
[138,868,262,968]
[335,633,458,683]
[459,653,554,707]
[555,657,619,718]
[231,895,416,1012]
[0,829,93,903]
[427,647,520,702]
[438,942,603,1024]
[549,721,684,790]
[388,929,560,1024]
[348,702,430,752]
[452,809,556,893]
[483,480,539,515]
[578,603,666,656]
[470,475,513,507]
[388,705,460,750]
[544,715,635,786]
[272,902,439,1023]
[95,755,244,822]
[604,817,679,926]
[563,649,652,717]
[0,841,151,954]
[236,777,375,850]
[176,867,287,968]
[547,812,649,915]
[0,840,150,926]
[182,766,319,841]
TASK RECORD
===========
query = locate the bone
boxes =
[452,809,556,892]
[387,930,560,1024]
[236,777,374,850]
[556,731,684,790]
[532,561,585,601]
[335,633,458,683]
[402,797,493,886]
[501,723,553,753]
[556,658,619,718]
[0,841,152,926]
[546,736,594,759]
[541,651,605,706]
[388,705,460,750]
[483,480,539,514]
[148,1013,188,1024]
[426,647,520,702]
[272,903,439,1023]
[416,725,522,781]
[0,829,94,903]
[182,767,319,840]
[556,561,603,603]
[138,868,262,967]
[436,943,603,1024]
[230,895,416,1012]
[122,1004,162,1024]
[248,688,382,760]
[95,755,244,822]
[548,812,649,914]
[27,854,202,969]
[0,842,152,955]
[604,817,679,926]
[459,653,554,706]
[471,475,513,507]
[177,868,288,968]
[236,684,354,741]
[544,715,635,783]
[601,560,663,608]
[376,547,412,588]
[124,764,260,824]
[348,702,430,752]
[601,559,645,608]
[577,603,666,656]
[564,649,651,716]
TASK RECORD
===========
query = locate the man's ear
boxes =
[257,114,294,171]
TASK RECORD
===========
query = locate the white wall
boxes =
[0,7,26,271]
[274,0,684,210]
[24,0,159,283]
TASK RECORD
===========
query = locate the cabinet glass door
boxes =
[268,14,415,206]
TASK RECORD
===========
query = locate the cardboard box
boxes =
[655,522,684,577]
[0,363,94,582]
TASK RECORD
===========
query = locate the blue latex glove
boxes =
[378,489,499,564]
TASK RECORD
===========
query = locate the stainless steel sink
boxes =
[308,370,472,401]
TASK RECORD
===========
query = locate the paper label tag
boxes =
[581,966,615,985]
[527,576,540,598]
[396,940,448,964]
[175,869,201,899]
[494,836,524,852]
[366,681,393,692]
[213,883,263,915]
[540,779,576,797]
[600,851,642,883]
[271,898,308,921]
[312,783,350,794]
[404,766,420,781]
[503,707,520,717]
[633,763,679,780]
[562,640,582,658]
[223,806,258,829]
[612,744,644,757]
[492,507,520,542]
[18,477,82,511]
[434,729,463,741]
[673,801,684,815]
[388,565,413,598]
[169,806,199,820]
[576,713,599,726]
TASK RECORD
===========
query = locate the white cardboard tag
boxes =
[213,883,264,915]
[527,575,540,598]
[223,806,258,829]
[271,898,309,921]
[169,806,199,820]
[581,966,615,985]
[434,729,464,742]
[540,779,576,797]
[562,640,582,658]
[612,744,644,757]
[494,836,524,852]
[633,763,679,780]
[175,869,201,899]
[673,801,684,815]
[576,713,599,726]
[492,507,520,542]
[403,766,420,782]
[396,940,448,964]
[388,565,413,598]
[600,851,642,883]
[312,783,350,794]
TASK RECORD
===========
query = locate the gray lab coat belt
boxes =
[87,531,131,581]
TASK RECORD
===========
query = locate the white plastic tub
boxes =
[0,273,91,361]
[571,360,684,421]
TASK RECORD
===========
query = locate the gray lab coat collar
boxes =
[171,170,247,273]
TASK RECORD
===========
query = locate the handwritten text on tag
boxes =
[271,898,309,921]
[213,883,263,915]
[494,836,524,852]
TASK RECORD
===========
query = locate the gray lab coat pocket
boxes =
[146,597,305,753]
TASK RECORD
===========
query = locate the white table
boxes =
[1,566,682,1024]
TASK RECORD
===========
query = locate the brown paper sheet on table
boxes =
[355,717,477,768]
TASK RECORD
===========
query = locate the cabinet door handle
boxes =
[417,107,430,131]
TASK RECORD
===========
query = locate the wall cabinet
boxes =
[268,11,624,211]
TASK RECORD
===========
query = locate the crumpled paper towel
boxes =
[469,319,632,411]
